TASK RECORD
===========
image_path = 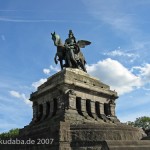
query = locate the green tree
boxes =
[127,116,150,130]
[0,128,19,139]
[134,116,150,130]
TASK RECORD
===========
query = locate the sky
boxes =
[0,0,150,133]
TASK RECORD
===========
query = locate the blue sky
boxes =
[0,0,150,133]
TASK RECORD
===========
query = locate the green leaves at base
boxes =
[0,128,19,139]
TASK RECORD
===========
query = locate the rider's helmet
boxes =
[68,30,76,43]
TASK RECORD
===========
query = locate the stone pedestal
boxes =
[2,68,150,150]
[29,68,119,124]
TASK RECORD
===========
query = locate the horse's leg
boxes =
[82,60,87,72]
[78,59,87,72]
[60,59,63,70]
[54,53,58,64]
[66,53,72,68]
[78,52,87,72]
[70,49,79,68]
[82,64,87,72]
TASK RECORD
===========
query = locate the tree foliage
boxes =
[0,128,19,139]
[127,116,150,130]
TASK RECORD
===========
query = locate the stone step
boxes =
[70,123,143,141]
[106,140,150,150]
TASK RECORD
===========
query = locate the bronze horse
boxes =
[51,32,90,72]
[51,32,66,70]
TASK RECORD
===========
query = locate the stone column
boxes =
[99,103,109,122]
[99,103,104,115]
[49,100,54,118]
[68,94,76,110]
[37,104,43,121]
[32,102,38,122]
[90,101,97,119]
[80,99,90,119]
[65,89,76,110]
[109,102,116,116]
[40,102,47,120]
[108,100,120,123]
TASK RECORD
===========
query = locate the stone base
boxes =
[1,121,150,150]
[1,68,150,150]
[105,140,150,150]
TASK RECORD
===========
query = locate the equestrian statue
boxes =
[51,30,91,72]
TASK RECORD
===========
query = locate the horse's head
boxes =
[51,32,62,46]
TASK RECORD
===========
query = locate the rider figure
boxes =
[64,30,80,68]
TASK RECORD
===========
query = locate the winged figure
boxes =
[77,40,91,48]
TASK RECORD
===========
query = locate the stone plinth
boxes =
[1,68,150,150]
[29,68,119,125]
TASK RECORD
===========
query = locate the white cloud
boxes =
[104,49,138,57]
[87,58,142,95]
[43,68,50,75]
[32,78,47,89]
[104,49,139,62]
[0,17,90,24]
[50,65,60,72]
[42,65,60,76]
[9,90,21,98]
[139,64,150,81]
[21,93,32,105]
[9,90,31,106]
[132,64,150,84]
